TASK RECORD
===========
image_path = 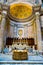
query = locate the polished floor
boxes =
[0,53,43,65]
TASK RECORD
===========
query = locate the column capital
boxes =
[35,12,40,16]
[35,12,40,20]
[33,5,41,13]
[2,10,7,18]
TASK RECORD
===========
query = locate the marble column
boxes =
[0,11,7,52]
[35,12,42,52]
[33,21,37,45]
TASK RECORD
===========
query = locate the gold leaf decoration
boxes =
[10,3,32,19]
[18,29,23,37]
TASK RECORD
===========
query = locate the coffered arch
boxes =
[7,2,34,22]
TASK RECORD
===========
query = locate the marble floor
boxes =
[0,53,43,65]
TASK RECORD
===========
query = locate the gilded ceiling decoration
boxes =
[18,29,23,37]
[9,3,32,20]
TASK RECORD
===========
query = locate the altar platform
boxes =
[0,53,43,65]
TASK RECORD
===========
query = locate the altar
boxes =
[0,0,43,65]
[0,53,43,65]
[12,50,28,60]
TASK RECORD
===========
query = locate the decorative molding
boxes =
[9,17,35,32]
[33,5,41,12]
[2,4,9,11]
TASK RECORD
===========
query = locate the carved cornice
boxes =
[0,3,9,12]
[2,4,9,11]
[33,5,41,13]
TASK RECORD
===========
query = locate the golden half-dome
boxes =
[10,3,32,20]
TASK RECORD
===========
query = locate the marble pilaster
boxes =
[35,12,42,52]
[0,11,7,52]
[33,21,37,45]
